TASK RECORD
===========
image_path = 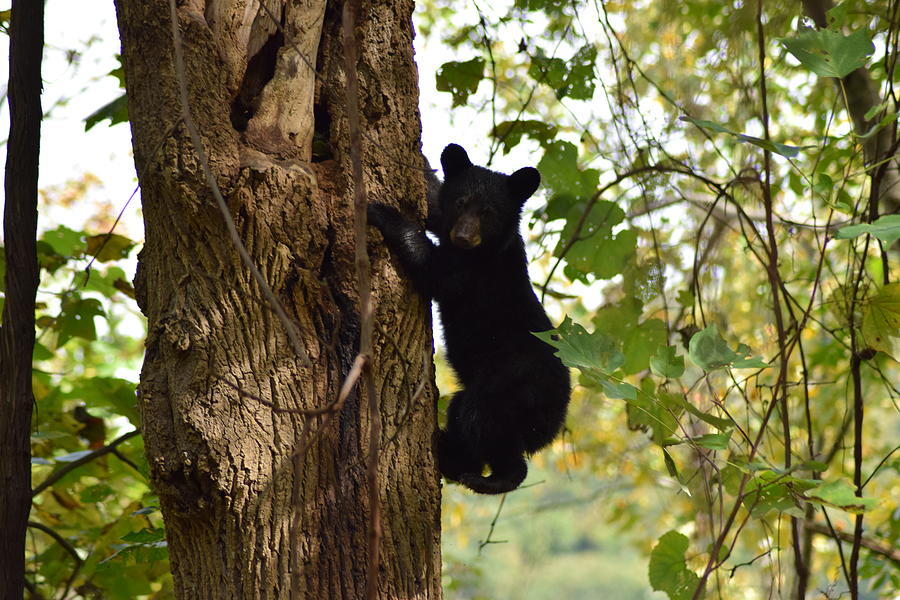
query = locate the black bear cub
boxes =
[368,144,571,494]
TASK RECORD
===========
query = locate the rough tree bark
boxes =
[114,1,441,598]
[0,1,44,598]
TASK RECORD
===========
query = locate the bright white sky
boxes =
[1,1,135,235]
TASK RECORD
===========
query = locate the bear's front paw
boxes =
[367,203,402,231]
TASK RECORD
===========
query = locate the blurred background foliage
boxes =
[3,0,898,597]
[424,0,899,597]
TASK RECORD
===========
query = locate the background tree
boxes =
[0,1,44,598]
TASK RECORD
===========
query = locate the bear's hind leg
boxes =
[438,390,484,482]
[437,427,482,482]
[459,452,527,495]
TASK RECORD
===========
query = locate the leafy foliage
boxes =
[778,29,874,79]
[84,57,129,131]
[686,324,768,371]
[436,57,486,107]
[681,116,806,158]
[648,531,700,600]
[835,214,900,247]
[5,175,165,596]
[424,0,900,596]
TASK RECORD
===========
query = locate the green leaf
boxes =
[557,201,636,281]
[81,483,115,502]
[732,355,770,369]
[687,324,769,371]
[107,58,126,88]
[864,100,889,121]
[626,382,681,445]
[535,317,642,400]
[528,54,567,89]
[131,506,159,516]
[85,233,135,263]
[691,432,731,450]
[84,94,129,131]
[70,377,140,426]
[826,0,851,25]
[857,111,898,141]
[36,240,68,274]
[593,296,642,341]
[599,379,638,400]
[533,316,623,372]
[834,214,900,247]
[738,136,804,159]
[82,266,133,299]
[625,259,665,304]
[621,318,667,375]
[862,283,900,359]
[680,116,805,158]
[492,120,558,153]
[121,528,166,544]
[648,531,701,600]
[799,459,829,472]
[806,479,879,513]
[557,45,597,100]
[662,448,679,479]
[33,342,54,361]
[778,29,874,78]
[650,345,685,379]
[41,225,85,257]
[666,394,732,431]
[682,117,732,135]
[56,297,105,347]
[676,289,693,308]
[742,472,804,517]
[436,58,485,107]
[537,140,600,201]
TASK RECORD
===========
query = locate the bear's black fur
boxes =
[368,144,571,494]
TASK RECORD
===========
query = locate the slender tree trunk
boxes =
[114,1,441,597]
[0,1,44,597]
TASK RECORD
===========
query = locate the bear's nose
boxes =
[450,214,481,249]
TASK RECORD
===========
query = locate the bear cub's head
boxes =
[437,144,541,251]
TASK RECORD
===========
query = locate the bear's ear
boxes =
[508,167,541,202]
[441,144,472,179]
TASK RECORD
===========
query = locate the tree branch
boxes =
[806,521,900,563]
[340,2,382,598]
[27,521,84,600]
[31,430,141,497]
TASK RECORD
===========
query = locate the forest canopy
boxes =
[4,0,899,598]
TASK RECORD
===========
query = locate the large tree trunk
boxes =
[0,1,43,598]
[114,1,441,597]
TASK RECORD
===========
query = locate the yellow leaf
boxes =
[862,283,900,359]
